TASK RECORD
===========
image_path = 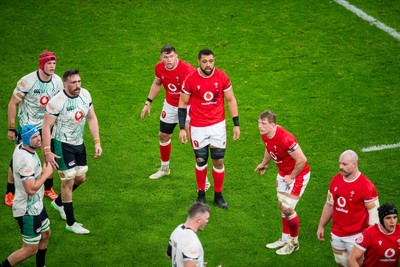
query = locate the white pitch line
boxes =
[334,0,400,41]
[361,142,400,152]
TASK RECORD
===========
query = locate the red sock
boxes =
[288,212,300,238]
[160,140,171,163]
[212,167,224,192]
[196,165,208,191]
[282,214,291,236]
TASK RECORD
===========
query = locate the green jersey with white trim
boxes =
[46,88,92,145]
[13,71,63,129]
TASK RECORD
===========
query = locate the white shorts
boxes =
[276,172,310,197]
[160,100,190,124]
[190,120,226,149]
[331,232,362,253]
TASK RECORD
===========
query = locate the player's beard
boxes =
[200,66,213,76]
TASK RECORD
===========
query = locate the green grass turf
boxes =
[0,0,399,266]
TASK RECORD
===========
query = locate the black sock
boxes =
[64,202,76,226]
[1,259,11,267]
[55,194,63,206]
[6,183,15,194]
[44,178,53,191]
[73,184,80,191]
[36,248,47,267]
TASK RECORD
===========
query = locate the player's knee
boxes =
[195,147,209,167]
[210,147,225,160]
[334,251,349,267]
[59,168,77,180]
[76,165,88,177]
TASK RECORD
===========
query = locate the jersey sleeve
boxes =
[363,179,378,202]
[18,158,36,181]
[354,228,371,252]
[281,129,298,153]
[13,76,32,100]
[181,242,200,261]
[46,94,62,116]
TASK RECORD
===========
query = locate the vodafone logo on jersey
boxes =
[168,83,178,92]
[162,111,166,118]
[204,91,213,101]
[384,248,396,258]
[335,197,349,213]
[40,96,49,106]
[75,111,84,121]
[337,197,346,207]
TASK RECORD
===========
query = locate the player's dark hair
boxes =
[63,69,80,81]
[188,202,210,219]
[161,44,176,55]
[259,110,276,124]
[198,49,214,60]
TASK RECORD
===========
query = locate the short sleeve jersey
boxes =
[329,172,379,237]
[46,89,92,145]
[354,224,400,267]
[182,68,232,127]
[12,144,44,217]
[169,224,204,267]
[155,59,195,107]
[13,71,63,129]
[261,126,310,177]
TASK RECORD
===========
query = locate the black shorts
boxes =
[52,140,87,171]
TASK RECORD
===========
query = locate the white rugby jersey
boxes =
[46,88,92,145]
[13,71,63,128]
[12,144,44,217]
[169,224,204,267]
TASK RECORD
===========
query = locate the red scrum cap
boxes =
[39,51,57,71]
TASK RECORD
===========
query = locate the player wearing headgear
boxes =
[348,203,400,267]
[5,50,63,207]
[0,125,53,267]
[42,69,102,234]
[317,150,380,267]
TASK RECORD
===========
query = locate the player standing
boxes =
[178,48,240,209]
[5,51,62,207]
[255,110,310,255]
[141,44,197,179]
[317,150,379,267]
[42,69,102,234]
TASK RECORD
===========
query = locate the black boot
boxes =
[214,192,228,208]
[196,190,206,203]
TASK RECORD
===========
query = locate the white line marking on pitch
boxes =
[334,0,400,41]
[361,142,400,152]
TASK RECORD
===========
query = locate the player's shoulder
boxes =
[52,73,63,84]
[17,71,38,86]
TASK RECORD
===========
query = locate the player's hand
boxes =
[317,227,325,241]
[94,144,102,158]
[45,152,60,169]
[179,129,187,144]
[283,175,295,185]
[232,126,240,140]
[7,130,16,141]
[42,162,54,179]
[254,164,267,175]
[141,104,151,120]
